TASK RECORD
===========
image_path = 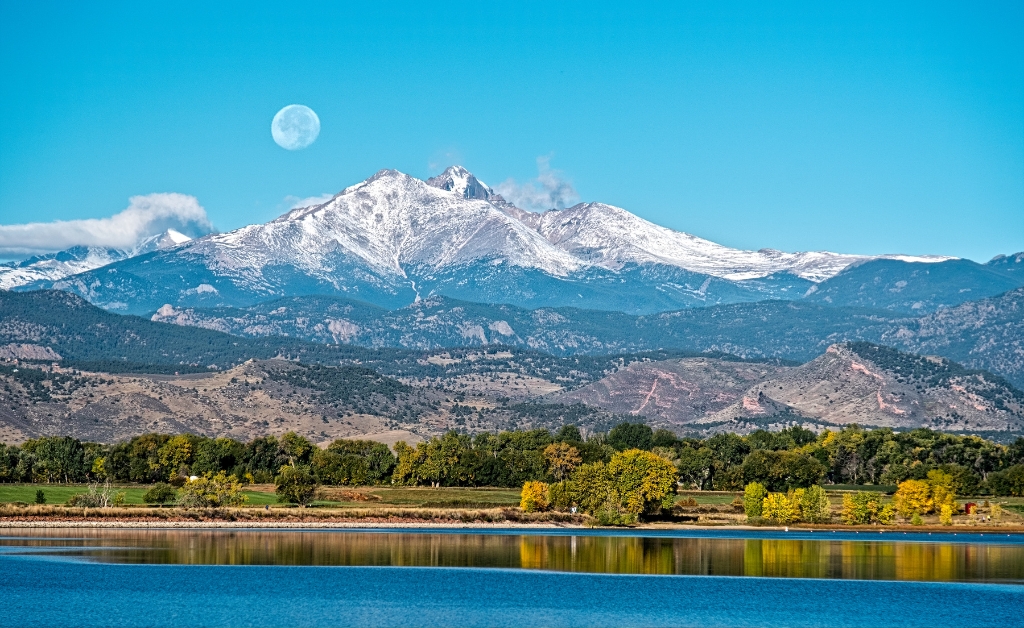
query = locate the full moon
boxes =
[271,104,320,150]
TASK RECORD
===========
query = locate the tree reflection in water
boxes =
[3,530,1022,583]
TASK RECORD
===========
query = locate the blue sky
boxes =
[0,1,1021,261]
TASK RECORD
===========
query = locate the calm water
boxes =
[2,528,1023,627]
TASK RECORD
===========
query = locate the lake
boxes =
[1,528,1022,627]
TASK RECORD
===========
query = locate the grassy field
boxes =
[0,484,521,508]
[674,492,740,505]
[313,486,522,508]
[0,484,277,506]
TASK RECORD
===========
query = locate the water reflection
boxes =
[3,530,1022,584]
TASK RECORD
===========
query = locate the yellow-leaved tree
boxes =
[177,471,247,508]
[520,480,549,512]
[607,449,678,517]
[569,462,613,514]
[543,443,583,481]
[927,469,957,514]
[762,493,797,524]
[743,482,768,519]
[893,479,933,518]
[939,504,954,526]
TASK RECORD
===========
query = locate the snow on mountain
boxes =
[418,166,947,282]
[0,229,191,290]
[516,201,947,282]
[425,165,505,202]
[23,166,982,316]
[184,169,586,292]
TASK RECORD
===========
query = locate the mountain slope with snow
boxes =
[0,229,191,290]
[21,166,1015,316]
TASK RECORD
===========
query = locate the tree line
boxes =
[1,424,1023,498]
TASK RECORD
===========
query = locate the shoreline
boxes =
[2,518,1022,534]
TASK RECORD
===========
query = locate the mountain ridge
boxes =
[14,166,1011,315]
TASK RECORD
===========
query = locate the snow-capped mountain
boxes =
[426,167,946,282]
[0,229,191,290]
[28,167,1016,315]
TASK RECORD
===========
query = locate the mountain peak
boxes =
[426,165,505,203]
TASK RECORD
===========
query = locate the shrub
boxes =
[179,471,248,508]
[66,482,116,508]
[910,513,923,526]
[143,483,177,505]
[521,481,549,512]
[990,503,1003,520]
[34,489,45,505]
[743,482,768,519]
[939,504,954,526]
[762,493,797,524]
[877,503,896,525]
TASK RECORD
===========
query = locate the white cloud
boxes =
[0,193,214,257]
[284,193,335,209]
[495,156,580,211]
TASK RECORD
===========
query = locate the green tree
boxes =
[743,482,768,519]
[676,446,715,491]
[798,485,831,523]
[569,462,612,515]
[280,432,315,466]
[607,449,678,517]
[547,481,572,511]
[607,422,654,451]
[987,464,1024,496]
[34,489,45,504]
[841,492,892,525]
[158,434,195,478]
[275,465,319,506]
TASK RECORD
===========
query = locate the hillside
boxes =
[0,290,658,387]
[557,343,1024,438]
[0,357,645,445]
[881,287,1024,385]
[149,289,1024,388]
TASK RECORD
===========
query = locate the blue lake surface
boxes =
[2,528,1023,628]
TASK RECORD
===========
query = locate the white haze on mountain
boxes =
[494,156,580,210]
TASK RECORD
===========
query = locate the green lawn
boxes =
[0,484,522,508]
[327,486,523,508]
[826,484,897,493]
[674,492,740,505]
[0,484,278,506]
[0,484,151,505]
